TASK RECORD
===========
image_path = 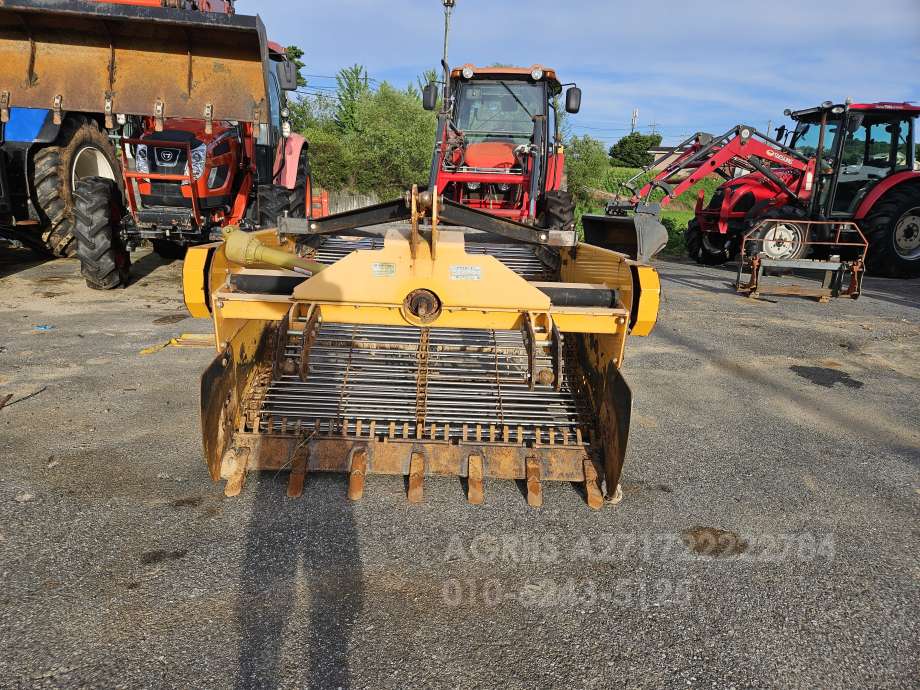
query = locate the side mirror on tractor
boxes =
[422,83,439,111]
[276,61,299,92]
[565,86,582,114]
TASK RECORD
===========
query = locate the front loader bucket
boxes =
[0,0,270,124]
[581,210,669,263]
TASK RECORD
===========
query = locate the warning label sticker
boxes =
[372,262,397,277]
[449,265,482,281]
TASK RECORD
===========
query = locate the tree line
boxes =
[285,52,664,206]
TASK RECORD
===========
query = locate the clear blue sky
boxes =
[240,0,920,146]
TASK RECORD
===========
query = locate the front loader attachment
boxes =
[0,0,270,125]
[187,189,661,509]
[581,205,669,263]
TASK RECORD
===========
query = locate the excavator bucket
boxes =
[184,189,662,509]
[0,0,270,124]
[581,207,669,263]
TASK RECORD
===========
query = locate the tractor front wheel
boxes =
[685,220,728,265]
[73,177,130,290]
[743,206,809,261]
[541,191,576,231]
[864,186,920,278]
[32,115,120,257]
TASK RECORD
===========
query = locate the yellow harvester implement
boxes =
[184,188,661,508]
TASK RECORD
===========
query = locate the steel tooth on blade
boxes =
[583,457,603,510]
[525,456,543,508]
[223,447,250,498]
[348,448,368,501]
[407,452,425,504]
[467,454,484,505]
[286,444,309,498]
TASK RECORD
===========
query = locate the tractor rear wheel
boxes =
[541,191,575,231]
[685,219,728,265]
[743,206,809,261]
[73,177,130,290]
[864,186,920,278]
[286,151,310,219]
[256,185,292,229]
[32,115,120,257]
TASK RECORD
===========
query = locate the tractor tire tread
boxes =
[863,184,920,278]
[541,190,576,231]
[31,115,119,257]
[73,177,130,290]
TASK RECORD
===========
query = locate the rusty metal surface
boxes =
[0,0,269,122]
[736,219,867,302]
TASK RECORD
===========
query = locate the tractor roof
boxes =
[791,101,920,120]
[451,64,562,90]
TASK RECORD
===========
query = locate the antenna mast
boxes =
[442,0,456,105]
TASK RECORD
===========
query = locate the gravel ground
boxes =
[0,248,918,689]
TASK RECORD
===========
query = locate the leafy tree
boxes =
[565,135,609,201]
[344,83,437,197]
[334,64,372,132]
[609,132,663,168]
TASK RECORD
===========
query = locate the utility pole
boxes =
[648,121,659,135]
[631,108,639,133]
[439,0,457,110]
[766,119,773,137]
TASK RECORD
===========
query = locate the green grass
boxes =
[660,210,694,257]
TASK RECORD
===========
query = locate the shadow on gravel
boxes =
[129,251,175,284]
[235,476,363,689]
[860,276,920,311]
[0,246,54,279]
[656,327,920,458]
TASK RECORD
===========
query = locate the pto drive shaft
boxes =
[223,226,326,275]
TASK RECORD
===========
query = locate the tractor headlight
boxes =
[531,68,544,81]
[190,143,207,180]
[466,182,481,191]
[498,183,511,192]
[462,66,474,79]
[134,144,149,173]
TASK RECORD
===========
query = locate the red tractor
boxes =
[70,9,309,289]
[604,101,920,278]
[421,64,581,232]
[0,0,310,289]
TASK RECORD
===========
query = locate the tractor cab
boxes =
[786,102,920,218]
[424,65,581,225]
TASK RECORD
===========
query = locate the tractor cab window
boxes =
[832,114,914,213]
[258,70,283,148]
[454,80,545,144]
[791,120,841,160]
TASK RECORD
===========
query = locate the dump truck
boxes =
[0,0,310,288]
